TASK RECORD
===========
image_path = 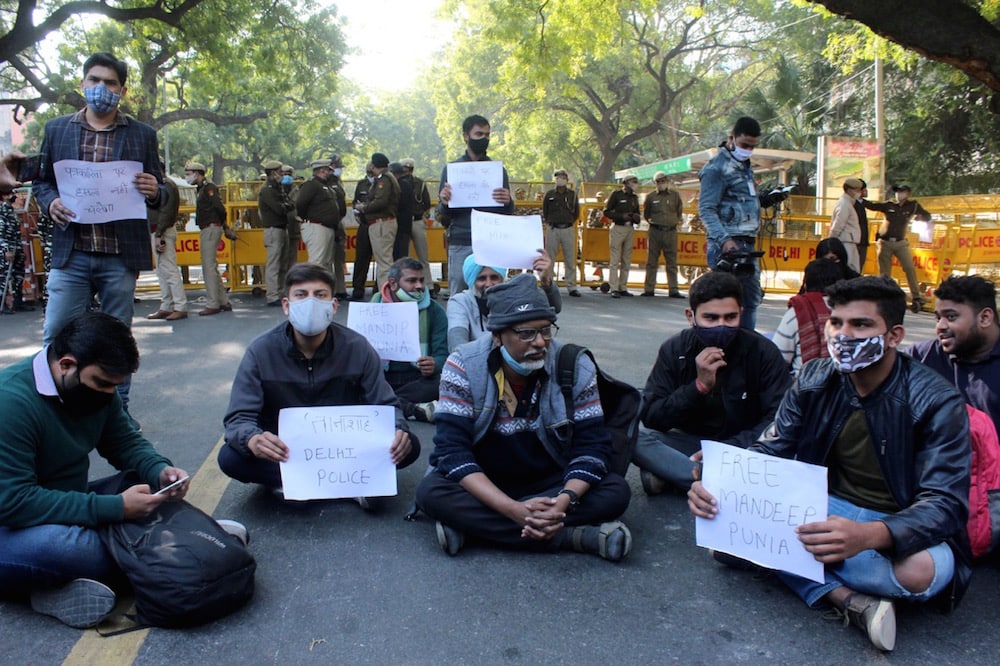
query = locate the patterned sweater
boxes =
[430,335,611,486]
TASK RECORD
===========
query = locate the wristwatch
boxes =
[557,488,580,511]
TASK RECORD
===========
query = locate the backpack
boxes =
[965,405,1000,558]
[100,499,256,628]
[556,343,642,476]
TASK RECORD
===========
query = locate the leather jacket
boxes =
[755,353,973,608]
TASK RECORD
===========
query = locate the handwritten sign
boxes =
[278,405,397,500]
[54,159,147,224]
[471,210,545,269]
[446,160,503,208]
[346,301,420,362]
[696,440,827,583]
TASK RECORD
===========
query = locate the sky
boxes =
[331,0,451,92]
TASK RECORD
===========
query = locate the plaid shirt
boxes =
[73,110,127,255]
[33,110,164,271]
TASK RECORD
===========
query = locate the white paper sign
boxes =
[278,405,397,500]
[471,210,545,270]
[446,160,503,208]
[696,440,827,584]
[346,301,421,362]
[54,159,147,224]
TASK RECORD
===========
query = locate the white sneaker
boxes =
[216,519,250,546]
[844,593,896,651]
[414,400,438,423]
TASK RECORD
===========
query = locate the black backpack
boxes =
[100,499,256,629]
[556,343,642,476]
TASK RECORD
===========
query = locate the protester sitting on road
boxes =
[416,273,632,561]
[218,263,420,505]
[689,276,972,652]
[370,257,447,423]
[815,238,861,282]
[632,271,791,494]
[772,258,843,376]
[446,251,560,351]
[907,275,1000,431]
[0,312,201,628]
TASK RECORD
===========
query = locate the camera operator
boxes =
[698,117,789,330]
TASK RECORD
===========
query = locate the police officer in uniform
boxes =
[642,171,684,298]
[543,169,581,298]
[185,161,234,315]
[258,160,294,306]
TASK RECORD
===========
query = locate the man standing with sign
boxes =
[689,276,971,652]
[371,257,448,423]
[218,263,420,505]
[416,273,632,561]
[436,114,515,296]
[33,52,166,427]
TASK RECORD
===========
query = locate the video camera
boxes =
[715,250,764,276]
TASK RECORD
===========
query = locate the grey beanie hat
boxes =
[486,273,556,331]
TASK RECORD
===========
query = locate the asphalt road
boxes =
[1,279,997,665]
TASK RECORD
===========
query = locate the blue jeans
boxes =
[632,428,702,490]
[707,239,761,331]
[0,474,127,595]
[43,250,136,407]
[776,494,955,607]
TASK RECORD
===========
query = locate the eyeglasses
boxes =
[654,179,667,183]
[510,324,559,342]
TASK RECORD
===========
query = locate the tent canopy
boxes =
[614,147,815,184]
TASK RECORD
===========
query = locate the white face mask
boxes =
[288,297,334,336]
[333,168,343,177]
[555,177,568,187]
[185,173,197,185]
[731,145,753,161]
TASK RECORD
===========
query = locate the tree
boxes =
[806,0,1000,103]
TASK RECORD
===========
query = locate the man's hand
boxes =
[532,248,553,286]
[439,183,452,205]
[796,516,890,564]
[121,484,168,520]
[133,172,160,199]
[492,187,511,205]
[389,429,412,465]
[0,151,25,193]
[509,496,566,541]
[248,431,289,462]
[687,480,719,519]
[157,466,190,500]
[415,356,436,377]
[48,198,76,226]
[694,347,727,391]
[224,227,238,241]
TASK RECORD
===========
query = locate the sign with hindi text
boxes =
[54,159,147,224]
[446,160,503,208]
[278,405,397,500]
[696,440,827,583]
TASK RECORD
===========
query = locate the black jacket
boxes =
[640,328,791,447]
[755,353,972,608]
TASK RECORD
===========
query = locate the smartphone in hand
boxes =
[154,476,190,495]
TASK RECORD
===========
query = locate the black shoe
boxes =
[619,290,634,298]
[568,289,581,297]
[640,291,655,297]
[30,578,116,628]
[669,292,685,299]
[611,291,621,299]
[349,293,366,302]
[266,300,281,307]
[335,293,349,300]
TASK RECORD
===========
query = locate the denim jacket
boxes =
[698,146,760,245]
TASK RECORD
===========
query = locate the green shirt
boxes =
[0,352,171,529]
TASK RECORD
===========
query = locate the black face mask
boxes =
[467,137,490,156]
[60,371,115,413]
[693,324,739,350]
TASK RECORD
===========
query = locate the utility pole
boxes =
[874,56,886,195]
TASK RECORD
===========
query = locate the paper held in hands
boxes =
[346,301,420,362]
[446,160,503,208]
[278,405,397,501]
[471,210,544,270]
[696,440,827,584]
[54,159,147,224]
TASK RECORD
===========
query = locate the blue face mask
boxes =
[83,83,121,114]
[500,345,543,376]
[694,324,739,349]
[281,175,293,186]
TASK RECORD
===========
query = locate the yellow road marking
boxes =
[62,437,229,666]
